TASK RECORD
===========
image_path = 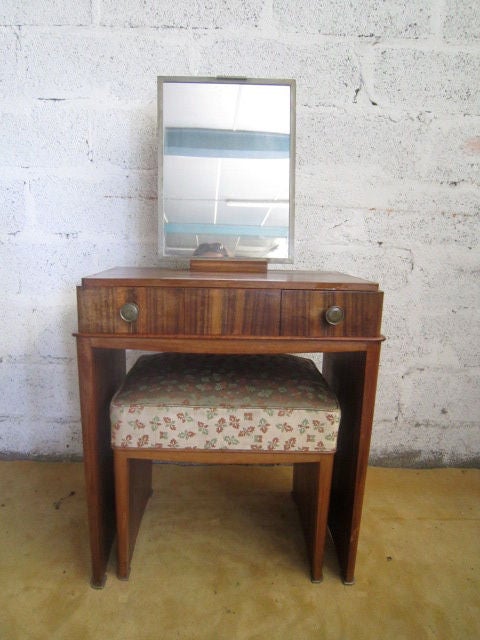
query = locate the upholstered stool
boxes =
[110,353,341,582]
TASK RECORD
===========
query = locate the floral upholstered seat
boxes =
[110,353,341,453]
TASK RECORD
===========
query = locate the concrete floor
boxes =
[0,462,479,640]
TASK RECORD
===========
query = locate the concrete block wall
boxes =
[0,1,479,465]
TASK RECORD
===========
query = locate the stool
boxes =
[110,353,341,582]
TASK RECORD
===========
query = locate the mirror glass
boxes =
[158,77,295,261]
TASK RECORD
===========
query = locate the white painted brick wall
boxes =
[0,1,479,466]
[273,0,433,38]
[0,1,92,25]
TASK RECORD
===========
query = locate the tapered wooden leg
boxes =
[292,456,334,582]
[323,344,381,584]
[76,338,126,588]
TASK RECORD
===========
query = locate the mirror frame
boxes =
[157,76,296,263]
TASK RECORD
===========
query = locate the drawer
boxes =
[280,291,383,338]
[77,287,184,334]
[184,288,281,336]
[77,286,281,336]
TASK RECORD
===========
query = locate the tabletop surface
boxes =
[80,267,380,291]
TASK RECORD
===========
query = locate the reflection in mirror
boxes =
[158,77,295,262]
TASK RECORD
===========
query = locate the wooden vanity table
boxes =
[75,265,384,587]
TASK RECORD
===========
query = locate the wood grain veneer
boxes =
[75,266,384,587]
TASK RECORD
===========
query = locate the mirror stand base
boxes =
[189,259,268,274]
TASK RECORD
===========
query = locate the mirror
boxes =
[158,77,295,262]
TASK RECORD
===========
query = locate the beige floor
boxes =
[0,462,479,640]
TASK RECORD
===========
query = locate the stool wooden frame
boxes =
[113,448,335,583]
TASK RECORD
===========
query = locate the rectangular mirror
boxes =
[158,76,295,262]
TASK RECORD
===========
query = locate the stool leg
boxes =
[311,456,334,582]
[114,451,153,580]
[129,458,153,557]
[114,450,131,579]
[292,456,334,582]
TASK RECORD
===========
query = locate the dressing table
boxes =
[75,263,383,586]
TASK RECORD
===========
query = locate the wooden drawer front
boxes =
[184,288,281,336]
[144,288,184,334]
[280,291,383,338]
[77,287,184,334]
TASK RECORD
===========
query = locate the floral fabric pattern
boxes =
[110,353,340,452]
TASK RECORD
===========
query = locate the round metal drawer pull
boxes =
[325,305,345,326]
[119,302,139,323]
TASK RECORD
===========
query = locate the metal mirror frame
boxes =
[157,76,296,263]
